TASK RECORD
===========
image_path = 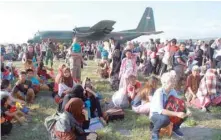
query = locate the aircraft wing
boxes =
[90,20,116,33]
[117,31,164,35]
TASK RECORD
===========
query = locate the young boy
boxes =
[26,69,49,94]
[0,79,26,105]
[11,71,35,104]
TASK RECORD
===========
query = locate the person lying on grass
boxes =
[1,94,28,125]
[149,71,190,140]
[132,76,159,114]
[26,69,49,94]
[11,71,35,104]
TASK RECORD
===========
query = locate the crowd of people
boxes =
[1,37,221,140]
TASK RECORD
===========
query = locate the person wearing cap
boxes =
[185,65,201,103]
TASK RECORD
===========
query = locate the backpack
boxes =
[44,112,61,132]
[165,96,186,124]
[103,108,125,123]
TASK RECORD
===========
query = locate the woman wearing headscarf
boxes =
[53,64,66,94]
[59,85,86,113]
[110,42,121,90]
[53,98,98,140]
[58,67,76,98]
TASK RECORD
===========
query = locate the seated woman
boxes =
[185,66,201,103]
[11,71,35,104]
[82,78,104,120]
[191,68,221,111]
[98,60,109,79]
[1,94,28,125]
[132,76,158,114]
[150,71,189,140]
[56,67,76,102]
[52,98,97,140]
[126,75,142,102]
[53,64,66,95]
[26,69,49,94]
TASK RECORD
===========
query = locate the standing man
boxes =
[70,37,82,82]
[45,39,55,68]
[40,40,47,61]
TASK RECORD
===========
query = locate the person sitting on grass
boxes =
[0,79,26,105]
[37,61,54,91]
[132,76,159,114]
[82,77,105,122]
[149,71,189,140]
[53,64,66,95]
[57,67,76,99]
[1,94,28,125]
[11,71,35,104]
[52,98,98,140]
[185,65,201,104]
[126,75,142,103]
[26,69,50,94]
[191,68,221,112]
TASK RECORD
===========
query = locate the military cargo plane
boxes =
[28,7,163,43]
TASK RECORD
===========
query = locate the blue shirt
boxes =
[101,50,108,59]
[30,77,40,85]
[72,43,81,53]
[149,87,178,118]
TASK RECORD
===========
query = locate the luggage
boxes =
[159,122,173,137]
[165,96,186,124]
[103,108,124,123]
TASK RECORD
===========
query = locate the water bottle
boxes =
[85,99,91,119]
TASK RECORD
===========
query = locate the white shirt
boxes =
[149,87,178,118]
[41,43,47,52]
[58,83,75,97]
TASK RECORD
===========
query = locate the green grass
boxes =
[3,60,221,140]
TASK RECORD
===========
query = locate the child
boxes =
[24,59,35,72]
[26,69,49,94]
[1,79,26,104]
[119,49,137,90]
[1,95,28,125]
[126,75,142,102]
[132,76,159,114]
[37,61,54,90]
[11,71,35,104]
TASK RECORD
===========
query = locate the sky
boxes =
[0,1,221,43]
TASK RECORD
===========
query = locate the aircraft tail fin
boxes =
[136,7,156,32]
